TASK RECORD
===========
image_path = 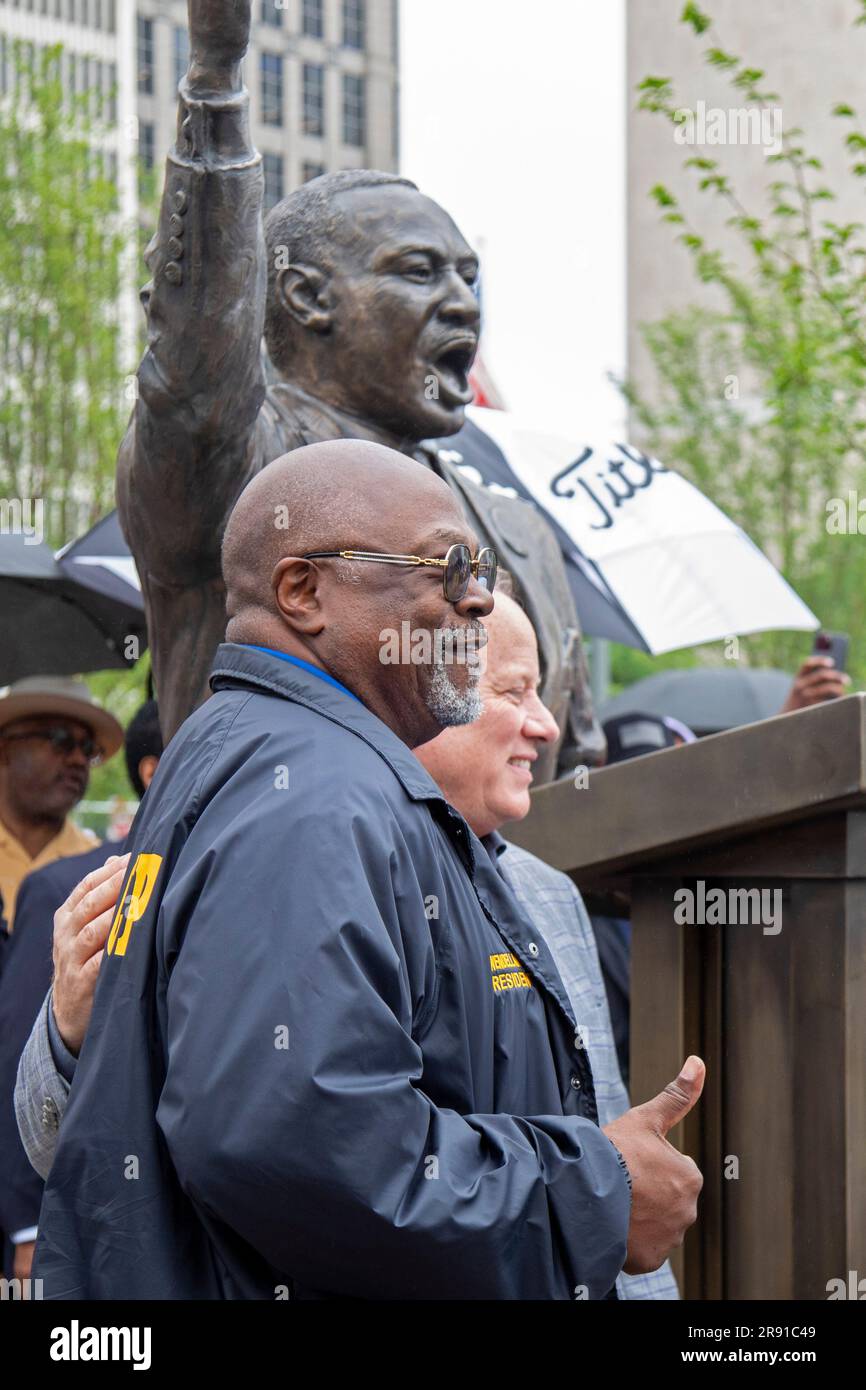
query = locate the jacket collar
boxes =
[209,642,454,809]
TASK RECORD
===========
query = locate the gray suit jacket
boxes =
[14,993,68,1183]
[494,836,680,1300]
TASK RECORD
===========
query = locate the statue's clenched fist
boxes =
[187,0,252,84]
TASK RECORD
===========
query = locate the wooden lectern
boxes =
[506,694,866,1300]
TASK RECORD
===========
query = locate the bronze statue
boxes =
[117,0,603,780]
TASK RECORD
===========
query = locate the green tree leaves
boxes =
[625,5,866,682]
[0,42,128,544]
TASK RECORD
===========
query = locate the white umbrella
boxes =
[467,408,818,654]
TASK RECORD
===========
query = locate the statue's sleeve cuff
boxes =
[172,79,259,169]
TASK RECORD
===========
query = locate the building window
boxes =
[302,160,325,183]
[261,0,282,26]
[138,120,155,197]
[302,62,324,137]
[107,0,115,32]
[107,60,117,123]
[173,26,189,92]
[137,16,154,95]
[263,152,284,212]
[302,0,323,38]
[342,72,365,147]
[137,120,154,174]
[342,0,364,50]
[260,52,283,125]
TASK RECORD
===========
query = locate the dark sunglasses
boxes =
[303,543,498,603]
[2,726,102,765]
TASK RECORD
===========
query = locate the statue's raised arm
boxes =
[117,0,267,735]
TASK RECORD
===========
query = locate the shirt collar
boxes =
[0,816,93,859]
[242,645,362,703]
[481,829,509,872]
[482,829,508,857]
[209,642,454,808]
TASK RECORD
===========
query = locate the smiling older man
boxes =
[414,583,685,1299]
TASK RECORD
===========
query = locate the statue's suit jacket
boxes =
[117,78,603,782]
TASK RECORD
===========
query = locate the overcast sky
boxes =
[399,0,627,441]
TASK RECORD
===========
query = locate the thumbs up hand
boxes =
[602,1056,705,1275]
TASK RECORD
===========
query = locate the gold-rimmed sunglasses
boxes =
[303,543,498,603]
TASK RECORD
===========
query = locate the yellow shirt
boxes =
[0,817,99,930]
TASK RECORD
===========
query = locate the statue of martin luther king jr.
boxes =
[117,0,604,778]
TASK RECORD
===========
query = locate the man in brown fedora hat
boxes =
[0,678,122,930]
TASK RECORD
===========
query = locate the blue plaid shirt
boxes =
[487,832,680,1301]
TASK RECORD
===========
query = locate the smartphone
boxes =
[812,630,849,673]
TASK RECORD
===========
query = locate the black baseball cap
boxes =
[603,712,677,764]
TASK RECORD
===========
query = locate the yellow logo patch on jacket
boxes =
[489,951,532,993]
[107,853,163,957]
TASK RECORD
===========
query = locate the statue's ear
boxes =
[276,262,332,333]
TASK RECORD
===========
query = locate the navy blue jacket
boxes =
[0,845,116,1260]
[34,644,630,1300]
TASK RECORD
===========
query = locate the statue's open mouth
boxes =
[430,339,477,406]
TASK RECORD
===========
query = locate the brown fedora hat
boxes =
[0,676,124,759]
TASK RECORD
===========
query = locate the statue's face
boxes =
[319,186,481,441]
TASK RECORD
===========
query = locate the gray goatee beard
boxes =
[424,657,483,728]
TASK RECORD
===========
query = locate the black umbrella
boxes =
[56,510,143,610]
[600,667,794,736]
[0,523,147,685]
